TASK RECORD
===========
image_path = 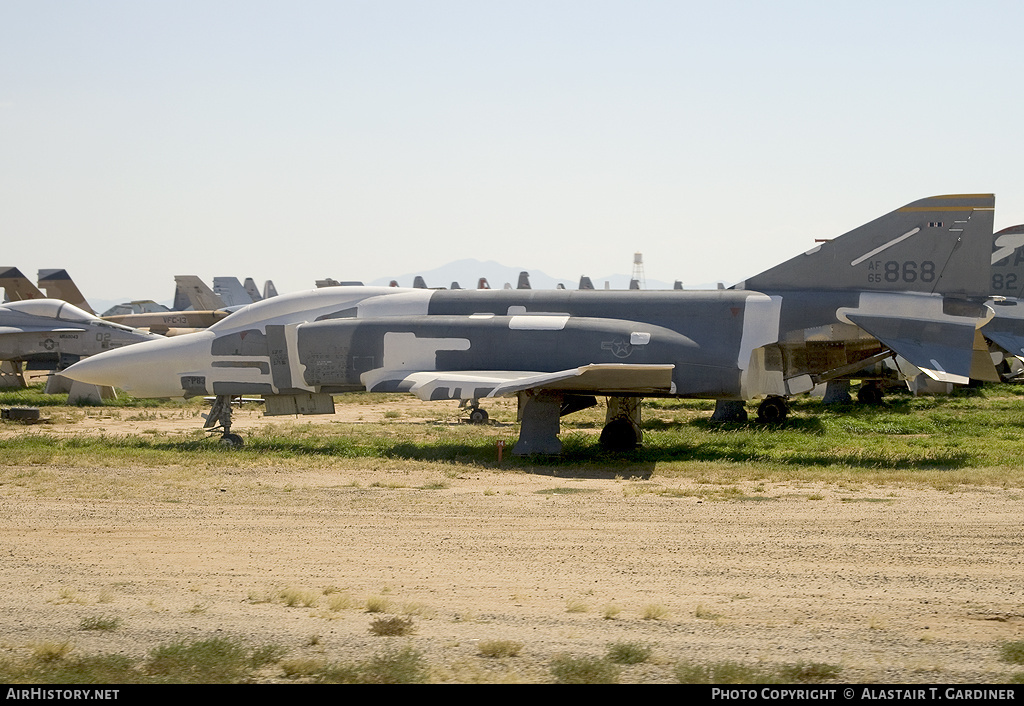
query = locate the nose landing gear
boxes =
[204,395,245,448]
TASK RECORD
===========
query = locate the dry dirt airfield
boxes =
[0,397,1022,684]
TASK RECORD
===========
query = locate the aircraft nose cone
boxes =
[62,332,214,398]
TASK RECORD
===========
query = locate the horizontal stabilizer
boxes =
[983,300,1024,356]
[845,313,976,384]
[361,364,676,401]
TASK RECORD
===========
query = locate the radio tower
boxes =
[630,252,646,290]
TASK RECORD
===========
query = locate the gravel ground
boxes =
[0,406,1022,683]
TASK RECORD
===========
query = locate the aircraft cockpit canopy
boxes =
[4,299,96,323]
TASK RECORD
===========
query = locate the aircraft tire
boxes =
[468,408,489,425]
[856,384,883,405]
[220,433,244,449]
[599,419,640,451]
[756,397,788,424]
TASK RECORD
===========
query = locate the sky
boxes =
[3,0,1024,303]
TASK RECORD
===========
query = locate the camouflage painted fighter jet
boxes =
[0,299,160,387]
[63,194,996,453]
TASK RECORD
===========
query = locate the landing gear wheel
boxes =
[857,384,884,405]
[600,419,641,451]
[220,432,244,449]
[468,407,489,425]
[756,396,789,423]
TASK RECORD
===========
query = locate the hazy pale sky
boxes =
[3,0,1023,302]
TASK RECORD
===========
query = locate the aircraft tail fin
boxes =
[262,280,278,298]
[0,267,43,303]
[737,194,995,297]
[37,269,94,313]
[517,271,531,290]
[990,224,1024,297]
[213,277,254,307]
[242,277,263,303]
[173,275,226,311]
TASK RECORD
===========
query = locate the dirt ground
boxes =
[0,401,1022,683]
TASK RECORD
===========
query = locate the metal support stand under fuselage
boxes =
[711,399,748,422]
[512,391,643,455]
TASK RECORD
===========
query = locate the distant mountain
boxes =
[367,258,700,290]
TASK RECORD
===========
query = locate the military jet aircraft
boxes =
[63,194,996,454]
[103,275,234,335]
[0,299,160,387]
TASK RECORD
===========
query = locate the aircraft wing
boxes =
[0,325,87,335]
[361,364,676,401]
[843,313,977,384]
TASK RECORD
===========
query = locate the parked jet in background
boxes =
[0,299,159,387]
[104,276,234,336]
[37,270,95,314]
[0,267,97,314]
[977,224,1024,379]
[64,195,996,454]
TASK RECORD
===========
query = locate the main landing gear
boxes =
[460,399,490,424]
[856,382,885,405]
[205,394,244,448]
[756,395,789,423]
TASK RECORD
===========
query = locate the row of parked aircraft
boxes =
[0,271,277,389]
[48,193,1024,455]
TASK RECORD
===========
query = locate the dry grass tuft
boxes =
[478,639,523,658]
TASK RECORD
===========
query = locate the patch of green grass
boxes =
[675,659,842,684]
[145,636,254,683]
[78,615,121,631]
[8,385,1024,490]
[0,637,289,685]
[357,645,430,684]
[606,641,652,664]
[549,654,620,684]
[1000,640,1024,665]
[536,487,599,495]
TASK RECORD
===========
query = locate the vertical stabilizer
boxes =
[213,277,254,307]
[737,194,995,297]
[243,278,263,303]
[173,275,226,311]
[0,267,43,303]
[38,269,94,314]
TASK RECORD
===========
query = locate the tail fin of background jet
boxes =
[517,272,531,290]
[736,194,995,297]
[262,280,278,299]
[242,278,263,303]
[213,277,255,307]
[173,275,226,311]
[0,267,43,303]
[38,269,94,314]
